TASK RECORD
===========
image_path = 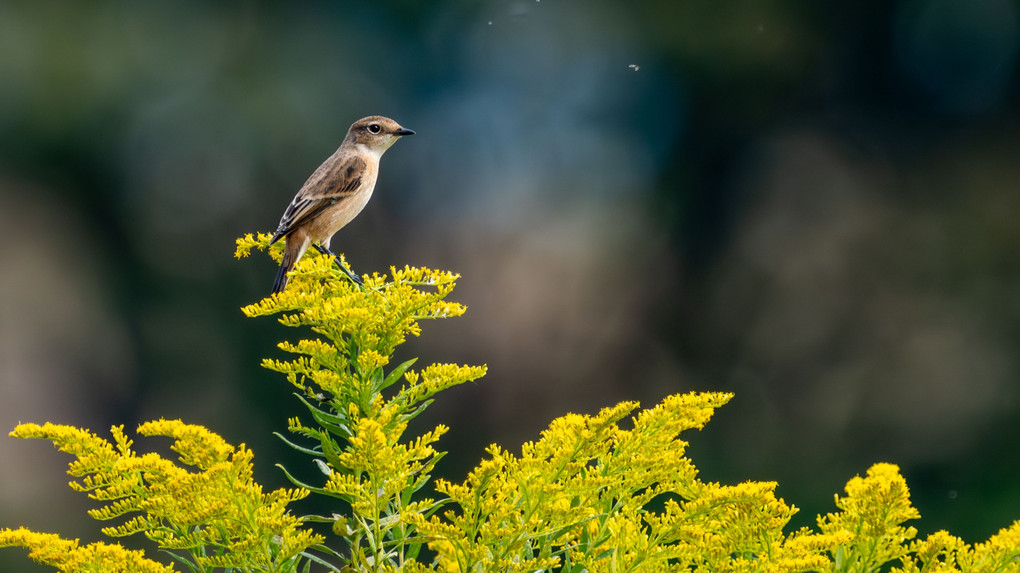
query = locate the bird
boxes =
[268,115,415,294]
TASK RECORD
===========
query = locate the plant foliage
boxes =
[2,235,1018,572]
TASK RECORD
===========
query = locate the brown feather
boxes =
[270,155,368,244]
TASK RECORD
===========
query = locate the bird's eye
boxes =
[367,123,382,134]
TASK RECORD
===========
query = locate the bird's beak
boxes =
[395,128,416,136]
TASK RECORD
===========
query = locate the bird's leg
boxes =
[313,244,364,285]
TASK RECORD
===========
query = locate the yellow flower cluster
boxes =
[0,528,173,573]
[5,419,322,571]
[237,233,465,362]
[893,522,1020,573]
[409,393,1020,573]
[818,462,921,570]
[237,234,480,412]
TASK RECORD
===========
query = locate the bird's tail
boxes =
[272,243,298,295]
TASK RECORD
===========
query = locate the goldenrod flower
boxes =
[9,420,321,571]
[0,528,174,572]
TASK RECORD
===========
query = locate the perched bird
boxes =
[269,115,414,294]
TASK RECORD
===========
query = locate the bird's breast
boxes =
[306,182,377,243]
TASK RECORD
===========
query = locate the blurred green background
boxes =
[2,0,1019,569]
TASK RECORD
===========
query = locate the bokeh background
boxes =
[2,0,1019,569]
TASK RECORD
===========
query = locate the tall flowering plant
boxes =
[1,234,1018,572]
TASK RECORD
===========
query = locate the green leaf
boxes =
[297,395,353,438]
[160,550,201,573]
[379,358,417,392]
[298,549,344,572]
[273,431,322,456]
[275,463,350,502]
[396,399,433,424]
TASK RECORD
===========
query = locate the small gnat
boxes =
[629,64,641,71]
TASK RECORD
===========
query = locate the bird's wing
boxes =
[270,154,367,243]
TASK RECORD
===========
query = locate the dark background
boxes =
[2,0,1019,569]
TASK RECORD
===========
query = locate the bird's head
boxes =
[346,116,415,157]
